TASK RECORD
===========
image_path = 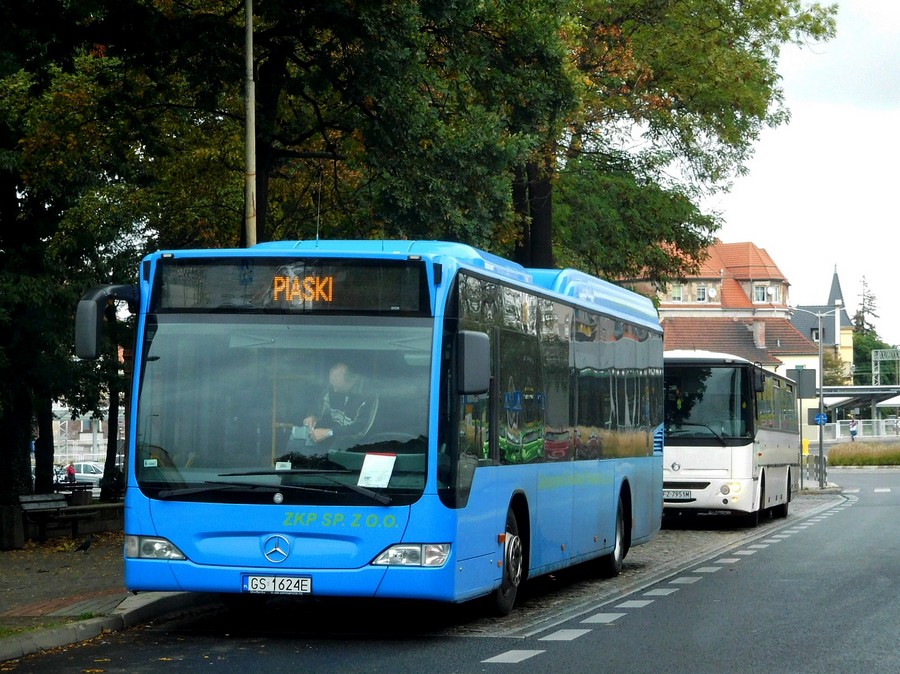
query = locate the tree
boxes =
[0,0,839,508]
[822,348,846,386]
[542,0,837,280]
[851,279,897,385]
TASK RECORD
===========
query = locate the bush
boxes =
[828,442,900,466]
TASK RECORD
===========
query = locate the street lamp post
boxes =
[793,303,841,489]
[816,311,826,488]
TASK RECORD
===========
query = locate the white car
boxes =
[71,461,104,487]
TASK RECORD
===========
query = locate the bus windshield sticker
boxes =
[358,453,397,489]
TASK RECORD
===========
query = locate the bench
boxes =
[18,493,98,541]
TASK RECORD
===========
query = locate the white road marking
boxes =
[540,629,592,641]
[694,566,722,573]
[483,650,545,663]
[581,612,626,624]
[615,599,654,608]
[670,576,702,584]
[644,588,679,596]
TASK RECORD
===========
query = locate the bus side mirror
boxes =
[75,284,139,360]
[457,330,490,395]
[754,369,766,393]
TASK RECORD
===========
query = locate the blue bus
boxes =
[76,241,664,615]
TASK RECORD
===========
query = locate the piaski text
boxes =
[272,275,334,303]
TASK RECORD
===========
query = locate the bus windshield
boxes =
[135,314,432,506]
[664,365,752,442]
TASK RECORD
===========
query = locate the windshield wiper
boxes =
[157,480,339,499]
[667,422,728,446]
[219,470,392,505]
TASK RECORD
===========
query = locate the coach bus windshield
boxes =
[664,365,752,444]
[134,315,432,506]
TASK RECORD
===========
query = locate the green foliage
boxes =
[853,332,895,385]
[552,0,837,279]
[822,348,846,386]
[0,0,840,505]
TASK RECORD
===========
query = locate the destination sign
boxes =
[152,257,429,314]
[271,275,334,303]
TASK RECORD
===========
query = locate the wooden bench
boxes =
[18,493,98,541]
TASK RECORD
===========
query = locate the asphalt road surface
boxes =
[8,469,897,673]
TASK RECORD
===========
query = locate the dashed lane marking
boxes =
[540,629,592,641]
[580,612,626,624]
[483,650,545,664]
[644,588,678,596]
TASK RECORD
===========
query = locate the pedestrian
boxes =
[65,461,76,483]
[848,417,858,442]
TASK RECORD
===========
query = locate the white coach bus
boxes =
[663,350,800,526]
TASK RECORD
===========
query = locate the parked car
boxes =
[71,461,104,487]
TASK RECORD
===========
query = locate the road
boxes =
[8,468,898,673]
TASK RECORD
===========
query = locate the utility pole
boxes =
[244,0,257,247]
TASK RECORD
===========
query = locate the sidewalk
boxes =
[0,530,214,663]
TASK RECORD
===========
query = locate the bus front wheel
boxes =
[491,509,524,616]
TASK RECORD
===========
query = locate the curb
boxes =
[0,592,218,663]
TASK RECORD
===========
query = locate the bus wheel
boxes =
[491,509,523,616]
[596,497,625,578]
[772,476,791,519]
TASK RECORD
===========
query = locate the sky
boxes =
[702,0,900,346]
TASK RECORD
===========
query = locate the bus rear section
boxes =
[662,350,799,524]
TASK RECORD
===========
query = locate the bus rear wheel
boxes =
[772,474,791,519]
[595,497,626,578]
[491,509,524,616]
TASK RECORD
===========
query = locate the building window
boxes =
[696,285,707,302]
[811,328,820,343]
[671,284,683,302]
[753,285,780,303]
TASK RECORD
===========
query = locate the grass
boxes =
[828,440,900,466]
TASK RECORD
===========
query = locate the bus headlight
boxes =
[125,535,186,560]
[372,544,450,567]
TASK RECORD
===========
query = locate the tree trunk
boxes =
[101,303,121,501]
[512,164,531,265]
[527,159,554,268]
[0,386,34,504]
[33,397,55,495]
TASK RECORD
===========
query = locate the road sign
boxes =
[815,413,828,425]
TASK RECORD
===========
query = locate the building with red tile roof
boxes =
[622,241,818,373]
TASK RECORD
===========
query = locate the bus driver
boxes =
[303,362,378,447]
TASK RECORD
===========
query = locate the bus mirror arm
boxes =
[75,284,139,360]
[457,330,490,395]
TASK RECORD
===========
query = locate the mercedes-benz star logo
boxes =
[263,534,290,563]
[671,461,681,472]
